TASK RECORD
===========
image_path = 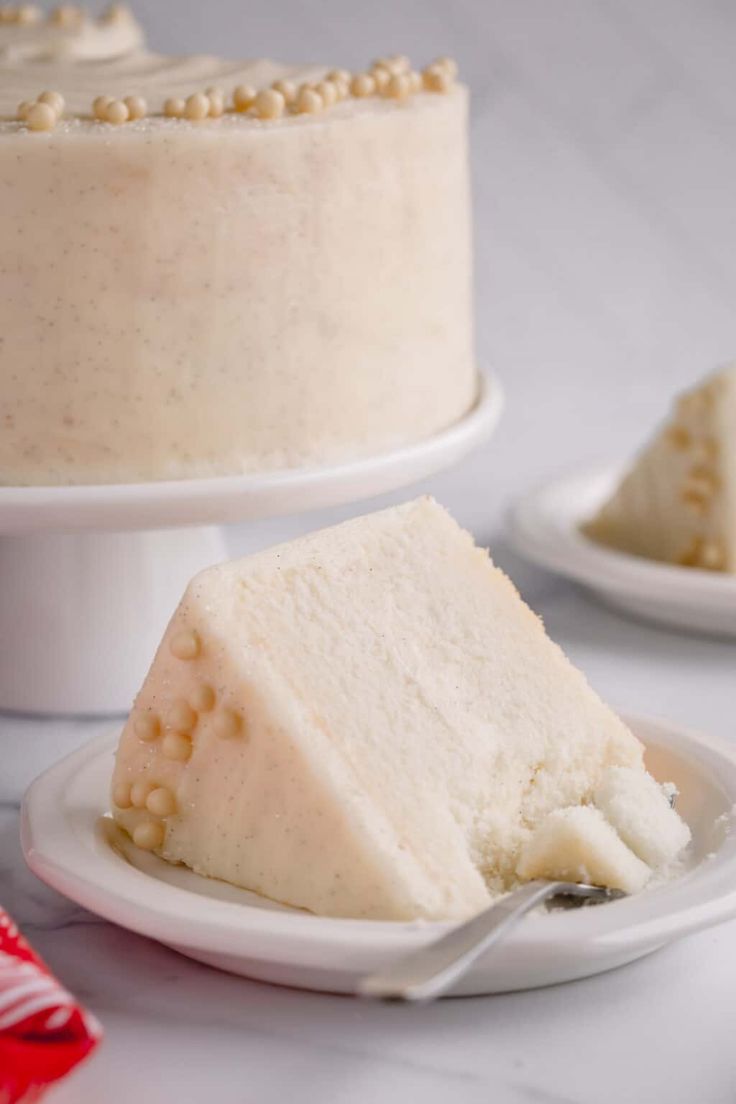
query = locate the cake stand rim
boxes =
[0,368,502,534]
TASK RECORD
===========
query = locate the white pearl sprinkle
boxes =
[124,94,147,120]
[169,629,200,660]
[185,92,210,121]
[130,779,154,808]
[271,79,297,105]
[146,786,177,818]
[162,732,192,761]
[164,97,186,119]
[254,88,285,120]
[350,73,375,98]
[233,84,256,112]
[190,683,216,712]
[434,56,458,79]
[371,66,391,94]
[101,3,128,23]
[105,99,129,125]
[26,102,56,131]
[423,64,452,93]
[295,87,323,115]
[213,709,244,740]
[385,73,411,101]
[93,94,113,120]
[207,91,225,118]
[134,714,160,742]
[17,5,41,23]
[326,68,350,85]
[166,699,197,733]
[49,4,81,27]
[133,820,165,851]
[316,80,338,107]
[112,780,132,808]
[38,89,64,117]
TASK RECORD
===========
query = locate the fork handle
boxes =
[358,880,565,1003]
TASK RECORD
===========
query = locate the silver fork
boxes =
[360,792,676,1002]
[358,880,625,1003]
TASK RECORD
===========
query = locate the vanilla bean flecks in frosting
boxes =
[0,38,471,486]
[0,3,143,61]
[0,51,458,126]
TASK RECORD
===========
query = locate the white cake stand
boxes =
[0,374,502,716]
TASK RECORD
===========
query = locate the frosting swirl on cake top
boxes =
[0,3,143,62]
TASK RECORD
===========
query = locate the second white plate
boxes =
[509,466,736,637]
[21,717,736,996]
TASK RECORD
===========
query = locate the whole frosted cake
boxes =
[111,498,689,921]
[0,25,476,485]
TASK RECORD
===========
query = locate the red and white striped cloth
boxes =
[0,908,102,1104]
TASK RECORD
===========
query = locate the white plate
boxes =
[21,718,736,996]
[509,466,736,637]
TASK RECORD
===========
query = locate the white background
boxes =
[3,2,736,1101]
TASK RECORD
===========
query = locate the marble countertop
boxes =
[4,0,736,1100]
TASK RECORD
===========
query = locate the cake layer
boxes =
[594,767,690,869]
[111,497,652,921]
[0,51,476,485]
[516,806,653,894]
[584,366,736,572]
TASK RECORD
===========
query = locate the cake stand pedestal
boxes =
[0,374,502,716]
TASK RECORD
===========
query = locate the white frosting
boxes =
[0,6,143,65]
[0,53,476,484]
[111,498,646,921]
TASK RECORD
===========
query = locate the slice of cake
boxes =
[583,365,736,572]
[111,498,689,921]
